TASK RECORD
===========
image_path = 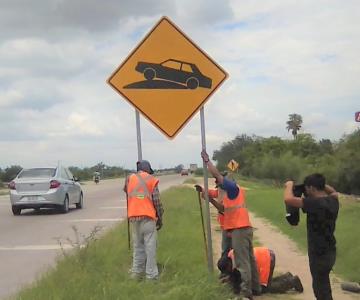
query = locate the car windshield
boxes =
[18,168,56,178]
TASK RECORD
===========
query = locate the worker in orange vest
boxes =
[218,247,304,295]
[124,160,163,280]
[201,150,260,299]
[197,170,232,256]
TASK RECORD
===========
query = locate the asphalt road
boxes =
[0,174,185,299]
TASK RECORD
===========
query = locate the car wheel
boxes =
[144,68,156,80]
[76,192,83,209]
[186,77,199,89]
[12,206,21,216]
[61,195,70,214]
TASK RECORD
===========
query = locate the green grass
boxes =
[238,178,360,282]
[14,187,233,300]
[182,177,198,185]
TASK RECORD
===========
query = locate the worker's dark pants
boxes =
[266,273,294,293]
[308,250,336,300]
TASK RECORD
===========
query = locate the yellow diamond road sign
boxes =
[107,17,228,139]
[227,159,239,172]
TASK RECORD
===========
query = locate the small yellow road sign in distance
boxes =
[227,159,239,171]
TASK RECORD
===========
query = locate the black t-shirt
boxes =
[302,196,339,255]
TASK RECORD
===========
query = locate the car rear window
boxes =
[18,168,56,178]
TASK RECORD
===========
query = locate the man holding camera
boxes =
[284,173,339,300]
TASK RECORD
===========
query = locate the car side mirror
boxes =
[73,177,80,182]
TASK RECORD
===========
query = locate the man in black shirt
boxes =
[284,173,339,300]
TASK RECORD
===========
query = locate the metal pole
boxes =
[200,106,214,272]
[135,110,143,161]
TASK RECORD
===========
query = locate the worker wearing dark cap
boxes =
[124,160,163,280]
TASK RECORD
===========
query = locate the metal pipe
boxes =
[200,106,214,272]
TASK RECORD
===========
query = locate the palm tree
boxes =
[286,114,303,139]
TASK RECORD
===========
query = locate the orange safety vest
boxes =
[254,247,271,286]
[223,187,251,230]
[127,171,159,220]
[208,189,225,229]
[228,247,271,286]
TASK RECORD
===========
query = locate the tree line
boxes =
[212,129,360,195]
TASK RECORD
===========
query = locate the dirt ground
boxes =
[210,208,359,300]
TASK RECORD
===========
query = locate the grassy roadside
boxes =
[238,178,360,282]
[13,186,232,300]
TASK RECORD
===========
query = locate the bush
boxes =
[194,168,204,176]
[250,152,309,183]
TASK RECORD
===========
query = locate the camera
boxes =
[293,184,307,197]
[285,184,306,226]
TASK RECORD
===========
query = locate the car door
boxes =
[65,168,79,205]
[61,167,76,204]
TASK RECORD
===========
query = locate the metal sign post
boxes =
[135,109,143,161]
[200,107,214,272]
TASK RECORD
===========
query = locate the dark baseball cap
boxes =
[136,160,154,174]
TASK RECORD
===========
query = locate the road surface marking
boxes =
[64,218,123,222]
[99,206,127,209]
[0,244,79,251]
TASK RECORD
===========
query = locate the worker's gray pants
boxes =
[221,229,232,255]
[231,227,261,297]
[131,218,158,279]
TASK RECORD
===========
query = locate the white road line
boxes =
[63,218,123,222]
[0,244,77,251]
[99,206,126,209]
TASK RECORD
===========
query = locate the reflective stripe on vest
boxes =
[127,171,158,220]
[254,247,271,286]
[128,173,152,199]
[223,187,251,230]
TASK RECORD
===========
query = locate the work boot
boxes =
[292,275,304,293]
[341,282,360,293]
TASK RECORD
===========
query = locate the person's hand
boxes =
[201,150,210,163]
[156,219,162,230]
[194,184,203,192]
[284,180,294,188]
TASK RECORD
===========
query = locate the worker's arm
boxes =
[152,186,164,230]
[324,184,338,199]
[209,197,224,213]
[201,150,223,184]
[284,181,304,208]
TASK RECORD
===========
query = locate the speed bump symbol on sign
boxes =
[107,16,228,139]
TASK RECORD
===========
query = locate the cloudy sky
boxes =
[1,0,359,170]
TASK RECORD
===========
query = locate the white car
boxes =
[8,166,83,215]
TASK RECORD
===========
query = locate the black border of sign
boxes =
[107,16,229,139]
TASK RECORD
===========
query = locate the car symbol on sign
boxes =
[135,59,212,89]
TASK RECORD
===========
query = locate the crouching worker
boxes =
[218,246,304,295]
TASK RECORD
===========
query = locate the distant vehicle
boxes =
[181,169,189,176]
[8,166,83,215]
[135,59,212,89]
[189,164,198,174]
[93,171,100,184]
